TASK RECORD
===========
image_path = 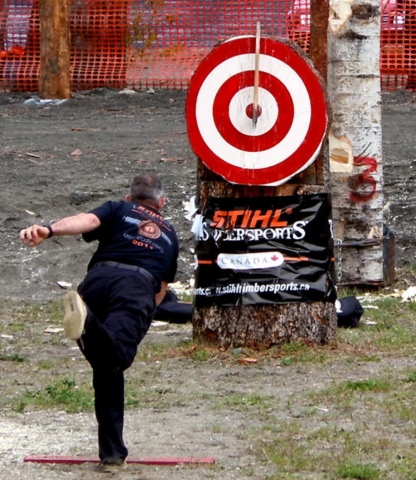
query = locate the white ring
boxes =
[195,53,311,170]
[228,87,278,136]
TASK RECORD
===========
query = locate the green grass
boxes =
[216,392,275,412]
[12,377,94,413]
[36,359,55,370]
[0,353,28,363]
[337,461,379,479]
[4,290,416,478]
[259,417,416,479]
[176,290,193,303]
[342,378,391,392]
[404,370,416,383]
[259,362,416,478]
[0,299,63,327]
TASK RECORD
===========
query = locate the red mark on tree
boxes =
[349,156,378,203]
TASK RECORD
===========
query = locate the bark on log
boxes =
[309,0,329,80]
[309,0,330,186]
[193,302,337,348]
[39,0,70,99]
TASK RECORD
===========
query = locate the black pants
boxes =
[77,265,156,461]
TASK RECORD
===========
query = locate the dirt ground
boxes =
[0,88,415,303]
[0,87,416,480]
[0,88,197,303]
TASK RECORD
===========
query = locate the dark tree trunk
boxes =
[39,0,71,99]
[193,162,337,349]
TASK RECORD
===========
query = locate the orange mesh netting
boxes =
[124,0,293,89]
[0,0,415,92]
[287,0,415,91]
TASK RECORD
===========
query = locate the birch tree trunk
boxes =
[327,0,385,285]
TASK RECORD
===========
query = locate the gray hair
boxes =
[130,174,164,206]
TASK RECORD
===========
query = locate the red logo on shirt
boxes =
[138,220,161,239]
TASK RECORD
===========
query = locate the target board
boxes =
[186,36,328,186]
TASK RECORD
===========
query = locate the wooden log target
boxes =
[186,36,328,186]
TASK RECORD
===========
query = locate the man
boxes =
[20,174,179,470]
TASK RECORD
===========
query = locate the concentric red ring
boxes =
[213,71,294,153]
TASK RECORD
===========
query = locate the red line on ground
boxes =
[24,455,215,465]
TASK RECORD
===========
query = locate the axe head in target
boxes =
[186,36,328,186]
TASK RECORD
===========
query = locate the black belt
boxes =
[93,261,156,285]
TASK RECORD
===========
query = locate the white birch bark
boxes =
[327,0,385,284]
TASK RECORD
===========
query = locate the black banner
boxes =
[194,194,336,307]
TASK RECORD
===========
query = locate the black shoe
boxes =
[97,457,127,472]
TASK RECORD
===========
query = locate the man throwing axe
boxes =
[20,173,179,471]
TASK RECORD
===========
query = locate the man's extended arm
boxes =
[20,213,101,247]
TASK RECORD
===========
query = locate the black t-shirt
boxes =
[83,201,179,286]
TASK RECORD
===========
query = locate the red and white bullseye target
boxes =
[186,36,328,186]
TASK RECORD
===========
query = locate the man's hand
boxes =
[19,213,101,248]
[20,225,51,247]
[155,281,168,306]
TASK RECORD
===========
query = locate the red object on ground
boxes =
[0,45,25,59]
[23,455,216,465]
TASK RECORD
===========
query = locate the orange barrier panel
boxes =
[125,0,294,89]
[71,0,129,90]
[0,0,415,92]
[1,0,39,91]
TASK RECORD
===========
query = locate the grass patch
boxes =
[259,418,416,479]
[332,296,416,358]
[404,370,416,383]
[176,290,193,303]
[337,461,379,479]
[216,393,275,412]
[262,366,416,477]
[309,376,392,412]
[0,299,63,328]
[342,378,391,392]
[12,377,94,413]
[0,353,28,363]
[36,359,55,370]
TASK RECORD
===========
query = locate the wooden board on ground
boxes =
[24,455,216,465]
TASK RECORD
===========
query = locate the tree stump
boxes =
[188,36,337,349]
[192,166,337,349]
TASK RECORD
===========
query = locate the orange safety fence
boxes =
[0,0,415,92]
